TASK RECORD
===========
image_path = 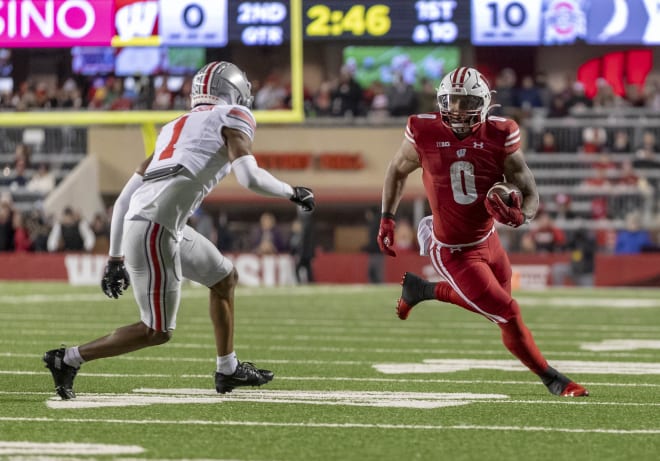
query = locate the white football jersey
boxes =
[127,103,256,239]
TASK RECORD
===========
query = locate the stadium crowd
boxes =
[2,65,660,286]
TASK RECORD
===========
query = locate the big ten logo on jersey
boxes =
[159,0,228,46]
[471,0,543,45]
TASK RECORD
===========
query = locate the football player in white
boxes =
[44,61,315,399]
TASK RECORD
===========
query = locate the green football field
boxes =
[1,281,659,461]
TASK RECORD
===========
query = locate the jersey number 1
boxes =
[159,115,190,160]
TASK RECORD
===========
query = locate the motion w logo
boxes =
[115,0,159,40]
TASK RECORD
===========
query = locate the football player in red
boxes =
[378,66,588,397]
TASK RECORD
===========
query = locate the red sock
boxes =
[434,282,478,313]
[498,314,548,375]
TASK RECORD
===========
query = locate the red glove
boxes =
[377,215,397,257]
[484,192,526,228]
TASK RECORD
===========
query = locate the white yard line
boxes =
[0,416,657,435]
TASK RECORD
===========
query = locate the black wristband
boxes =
[381,212,395,220]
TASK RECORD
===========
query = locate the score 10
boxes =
[306,4,392,37]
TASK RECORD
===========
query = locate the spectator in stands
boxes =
[13,143,31,168]
[546,93,569,118]
[593,79,623,108]
[534,71,552,108]
[644,79,660,111]
[566,227,597,286]
[91,211,110,254]
[387,71,417,117]
[633,131,660,171]
[47,207,95,252]
[252,211,286,255]
[0,198,15,251]
[365,80,389,120]
[59,78,83,109]
[618,159,640,187]
[492,68,517,114]
[416,77,438,114]
[566,81,592,113]
[311,80,333,117]
[614,211,654,254]
[363,206,383,284]
[9,157,28,190]
[12,210,32,252]
[25,207,50,252]
[216,212,234,253]
[34,81,57,109]
[172,77,192,111]
[580,126,607,154]
[635,130,660,157]
[289,209,315,284]
[537,130,559,153]
[610,129,632,154]
[516,75,543,112]
[151,77,173,110]
[554,193,577,222]
[26,163,55,195]
[11,81,36,110]
[625,84,646,108]
[254,73,287,110]
[330,65,363,117]
[524,211,566,253]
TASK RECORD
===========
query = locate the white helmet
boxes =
[437,67,492,134]
[191,61,254,108]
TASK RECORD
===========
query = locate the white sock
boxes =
[217,352,238,375]
[63,346,84,369]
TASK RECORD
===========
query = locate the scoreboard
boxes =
[0,0,657,48]
[302,1,471,44]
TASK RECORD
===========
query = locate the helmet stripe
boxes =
[457,67,469,85]
[202,61,222,96]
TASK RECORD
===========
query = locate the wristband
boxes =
[381,212,395,220]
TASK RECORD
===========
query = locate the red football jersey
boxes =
[405,114,521,244]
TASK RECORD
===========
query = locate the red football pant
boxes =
[430,233,548,375]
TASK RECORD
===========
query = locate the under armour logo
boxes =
[456,148,466,157]
[473,142,484,149]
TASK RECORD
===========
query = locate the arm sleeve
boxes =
[109,173,143,257]
[231,155,294,198]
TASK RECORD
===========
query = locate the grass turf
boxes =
[0,282,659,460]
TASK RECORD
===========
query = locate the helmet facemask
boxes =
[438,94,485,135]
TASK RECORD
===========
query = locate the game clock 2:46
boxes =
[305,3,392,37]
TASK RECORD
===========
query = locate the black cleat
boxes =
[541,366,589,397]
[43,348,79,400]
[215,361,274,394]
[397,272,432,320]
